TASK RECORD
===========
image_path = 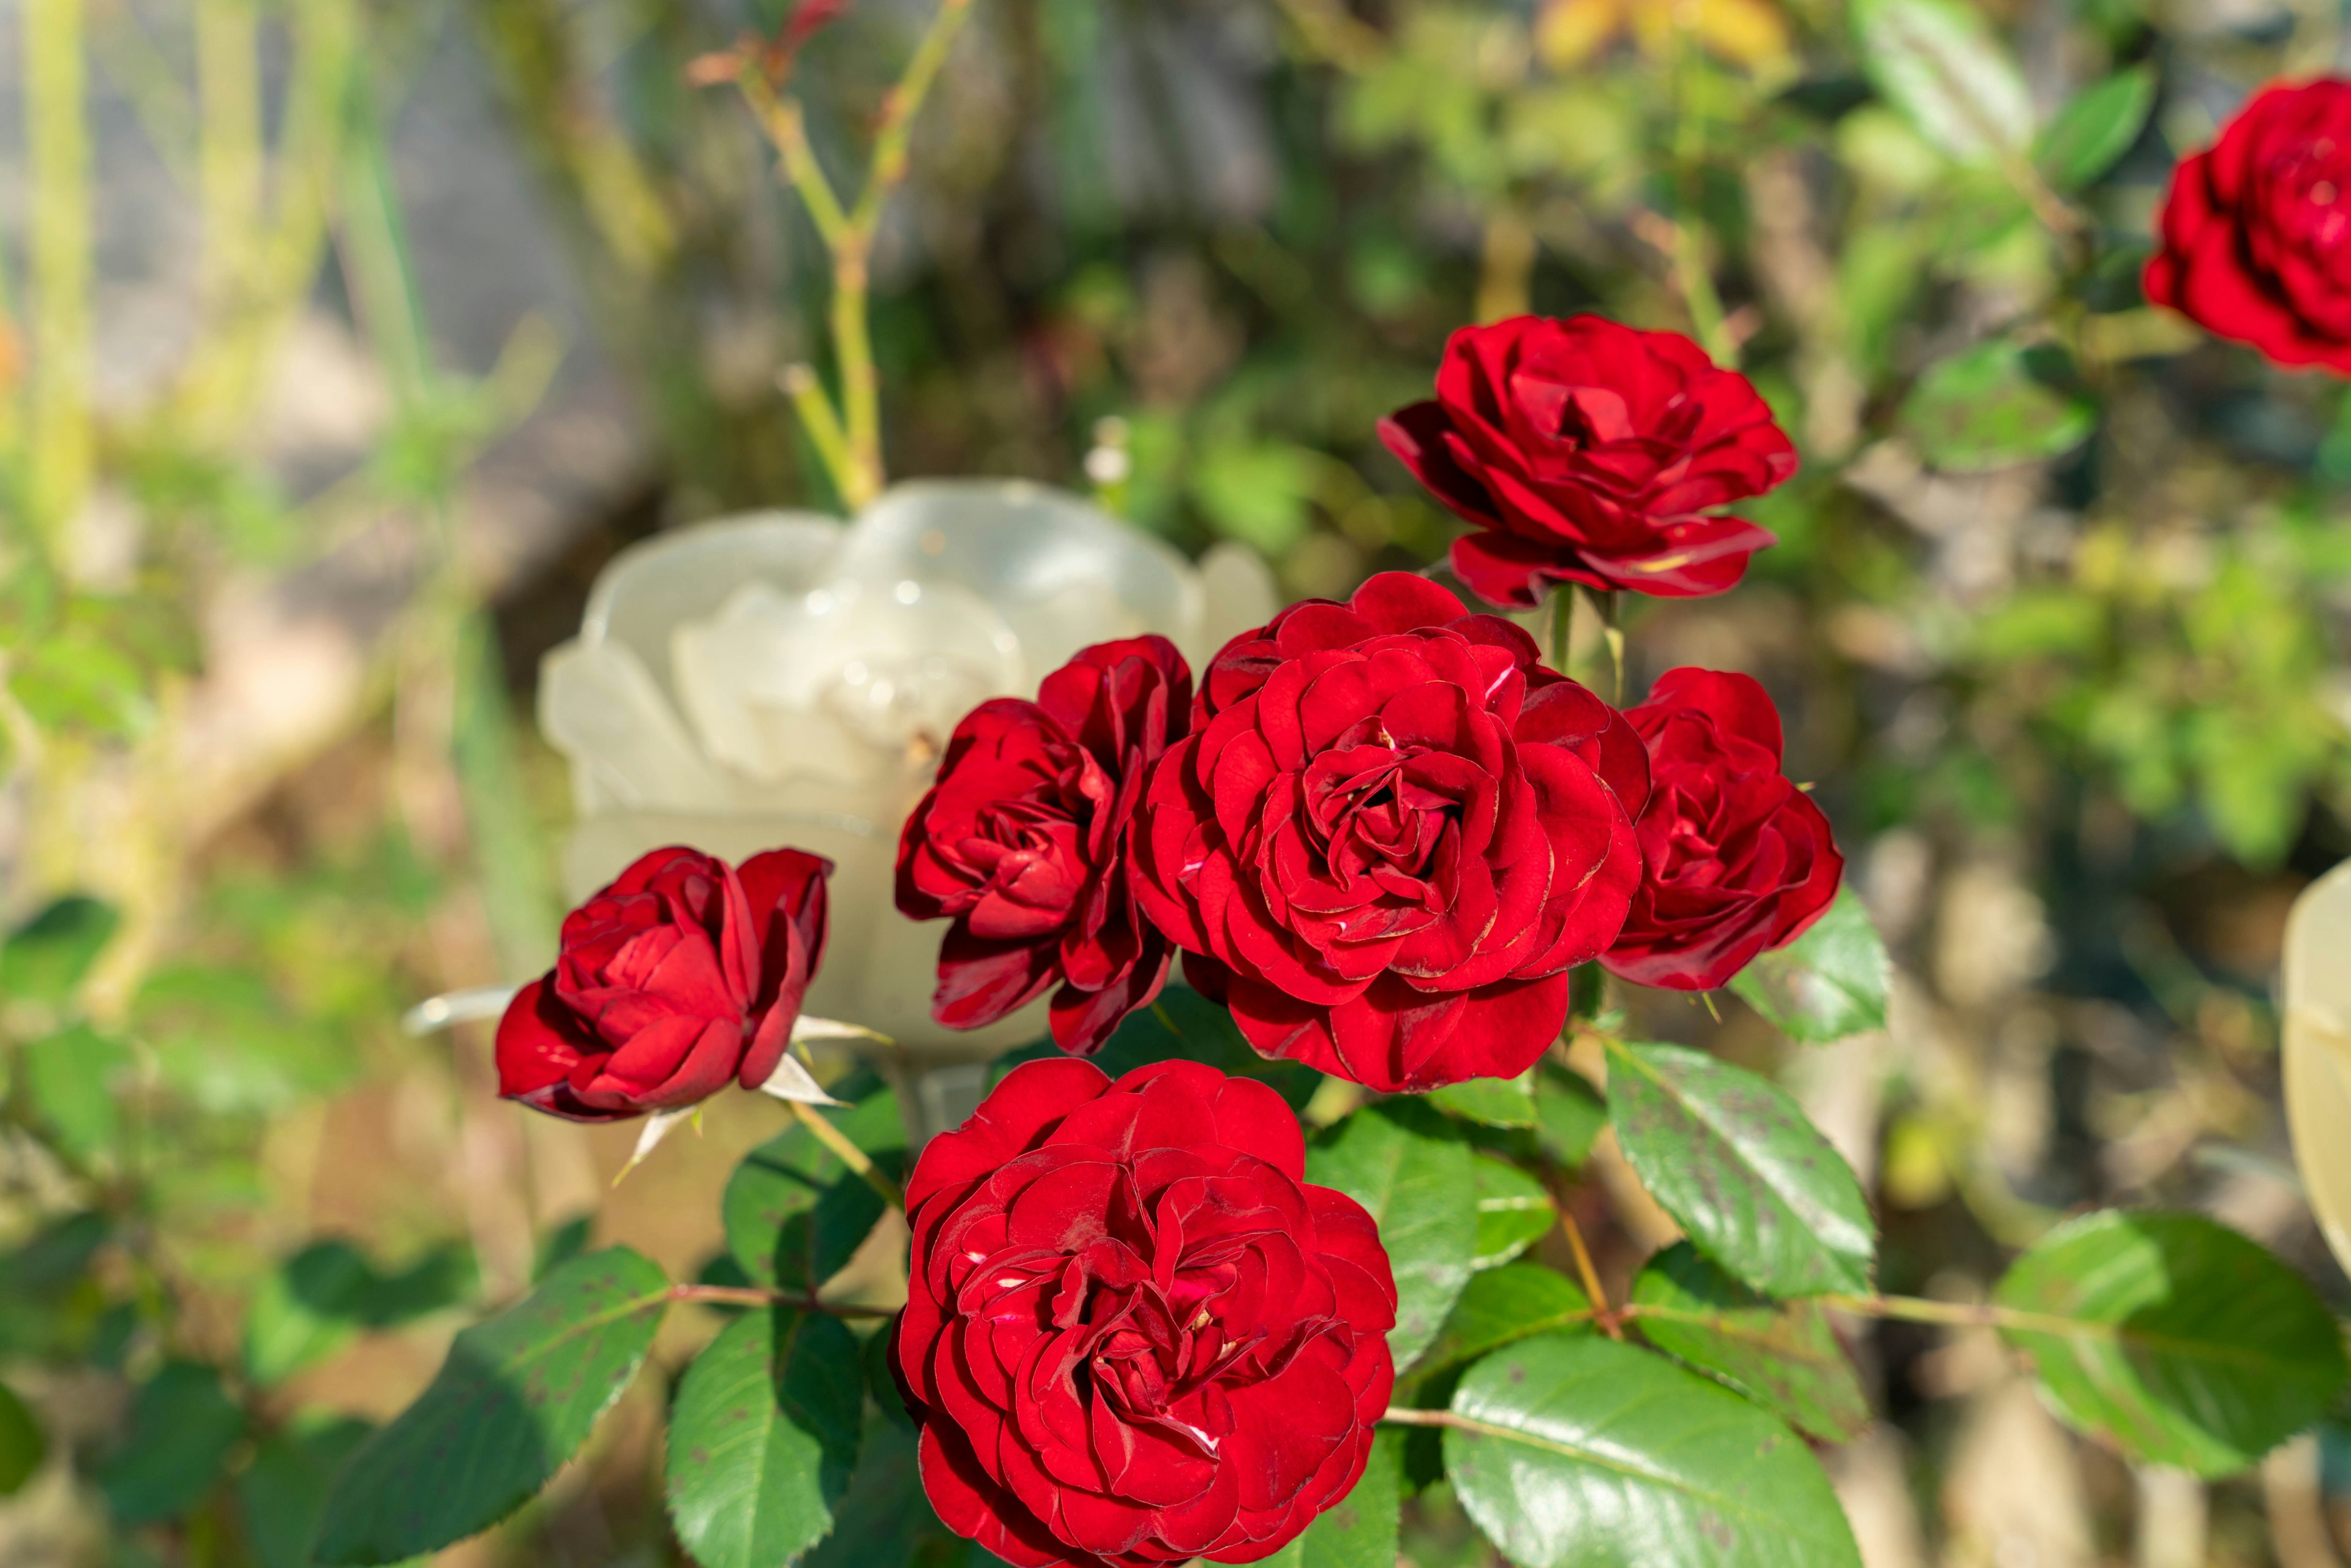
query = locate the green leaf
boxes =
[1533,1065,1606,1169]
[1606,1041,1876,1297]
[724,1090,908,1292]
[0,1379,46,1496]
[21,1024,130,1161]
[1898,340,2098,473]
[1259,1428,1403,1568]
[313,1247,670,1564]
[1419,1264,1593,1379]
[1630,1243,1870,1442]
[1993,1210,2349,1476]
[1443,1334,1861,1568]
[993,986,1319,1111]
[246,1240,477,1387]
[2035,66,2155,189]
[98,1362,246,1525]
[0,896,118,1008]
[802,1414,962,1568]
[1852,0,2034,165]
[1472,1156,1556,1271]
[666,1309,864,1568]
[1727,889,1892,1044]
[1307,1100,1477,1371]
[1429,1075,1537,1128]
[246,1242,373,1386]
[238,1418,381,1568]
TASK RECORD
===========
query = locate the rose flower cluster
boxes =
[490,312,1845,1568]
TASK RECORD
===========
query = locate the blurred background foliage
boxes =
[5,0,2351,1562]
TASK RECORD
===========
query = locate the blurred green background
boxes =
[4,0,2351,1562]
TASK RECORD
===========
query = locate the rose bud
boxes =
[495,845,831,1120]
[896,1057,1396,1568]
[2145,78,2351,373]
[1378,313,1796,607]
[1133,572,1648,1092]
[1600,668,1842,991]
[897,636,1191,1056]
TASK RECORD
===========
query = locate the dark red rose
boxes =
[495,846,830,1121]
[1131,572,1648,1092]
[1378,314,1796,607]
[897,1057,1395,1568]
[898,637,1192,1056]
[2145,78,2351,373]
[1600,668,1842,991]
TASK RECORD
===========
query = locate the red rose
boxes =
[2145,78,2351,373]
[1131,572,1648,1092]
[898,637,1191,1056]
[495,846,830,1121]
[1378,314,1795,607]
[897,1057,1395,1568]
[1600,668,1842,991]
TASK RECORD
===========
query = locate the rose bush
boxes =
[1599,668,1842,991]
[896,1057,1396,1568]
[898,636,1192,1056]
[1376,314,1796,607]
[2147,77,2351,373]
[1132,572,1647,1090]
[495,846,831,1120]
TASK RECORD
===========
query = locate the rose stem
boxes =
[790,1098,906,1209]
[1548,584,1574,675]
[1556,1210,1622,1339]
[669,1283,896,1318]
[1594,588,1625,702]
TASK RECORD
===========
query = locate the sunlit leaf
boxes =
[1995,1210,2347,1476]
[1444,1334,1861,1567]
[313,1247,670,1563]
[1631,1243,1870,1442]
[1728,888,1892,1045]
[1307,1100,1477,1371]
[1607,1041,1876,1296]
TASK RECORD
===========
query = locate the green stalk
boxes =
[196,0,264,314]
[25,0,93,556]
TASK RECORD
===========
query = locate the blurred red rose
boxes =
[1132,572,1647,1091]
[495,846,830,1121]
[2146,78,2351,373]
[898,1057,1395,1568]
[1600,668,1842,991]
[1378,314,1795,607]
[898,637,1191,1056]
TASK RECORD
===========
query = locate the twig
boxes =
[1557,1210,1621,1338]
[669,1283,897,1318]
[790,1098,904,1209]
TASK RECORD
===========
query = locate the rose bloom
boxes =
[1132,573,1648,1092]
[1378,314,1796,607]
[897,1057,1396,1568]
[495,846,830,1120]
[898,637,1191,1056]
[2146,78,2351,373]
[1600,668,1842,991]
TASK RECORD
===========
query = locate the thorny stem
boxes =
[791,1098,906,1210]
[670,1283,897,1318]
